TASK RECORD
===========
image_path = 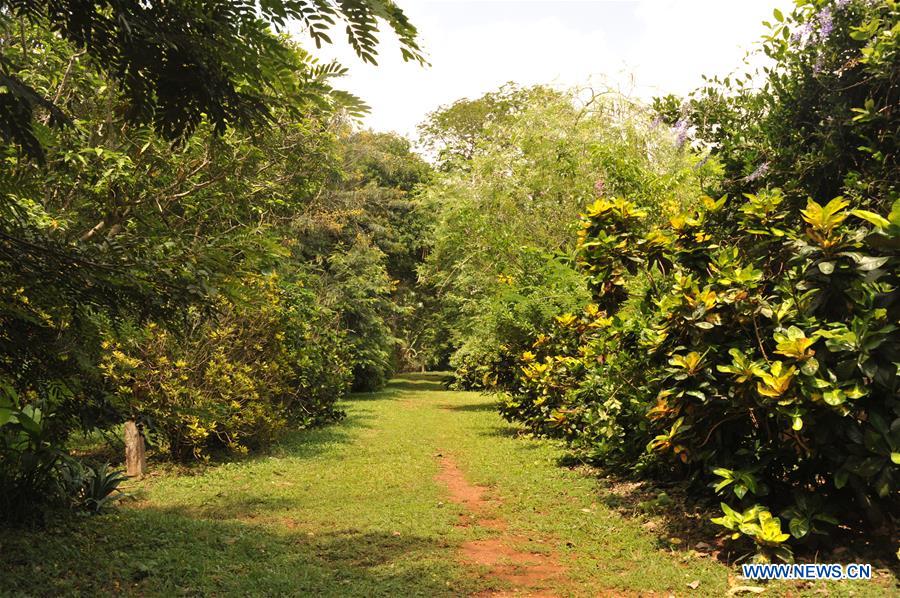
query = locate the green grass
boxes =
[1,374,896,596]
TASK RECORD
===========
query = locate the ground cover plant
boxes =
[3,376,895,596]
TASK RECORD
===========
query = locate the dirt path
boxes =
[435,453,566,596]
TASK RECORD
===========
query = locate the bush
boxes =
[449,249,591,391]
[315,239,399,392]
[498,191,898,558]
[0,382,66,522]
[487,0,899,560]
[0,381,126,521]
[625,192,894,545]
[101,274,349,459]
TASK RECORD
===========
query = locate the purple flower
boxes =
[817,7,834,38]
[594,178,606,197]
[790,22,811,44]
[744,162,769,182]
[673,119,690,148]
[792,21,814,45]
[835,0,850,9]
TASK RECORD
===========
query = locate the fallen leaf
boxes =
[687,580,700,590]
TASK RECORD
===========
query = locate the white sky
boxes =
[292,0,792,138]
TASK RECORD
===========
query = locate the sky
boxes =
[292,0,792,138]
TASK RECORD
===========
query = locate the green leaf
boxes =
[823,390,844,406]
[851,209,890,229]
[16,411,41,436]
[721,502,739,519]
[773,8,784,22]
[714,479,732,492]
[789,517,809,539]
[817,261,835,275]
[891,452,900,465]
[834,470,849,489]
[800,357,819,376]
[889,199,900,227]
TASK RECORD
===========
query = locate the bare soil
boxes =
[435,453,567,596]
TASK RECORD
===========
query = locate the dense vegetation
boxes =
[1,0,896,576]
[418,84,717,390]
[435,0,898,562]
[0,1,430,520]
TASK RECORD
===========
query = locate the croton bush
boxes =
[499,193,898,560]
[490,0,898,561]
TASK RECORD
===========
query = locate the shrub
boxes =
[449,249,591,391]
[58,461,129,514]
[490,0,899,559]
[498,191,898,558]
[421,85,712,391]
[102,274,349,460]
[633,194,899,547]
[316,239,398,392]
[0,381,124,521]
[0,382,65,521]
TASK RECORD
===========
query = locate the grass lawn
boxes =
[1,374,896,596]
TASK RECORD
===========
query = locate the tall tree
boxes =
[0,0,424,161]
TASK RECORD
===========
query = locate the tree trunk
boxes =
[124,420,146,478]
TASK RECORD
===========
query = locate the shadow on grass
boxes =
[275,408,375,457]
[397,372,452,383]
[161,493,303,521]
[479,425,529,439]
[438,401,497,413]
[383,376,450,393]
[0,507,468,597]
[140,409,377,479]
[588,472,900,579]
[347,373,453,396]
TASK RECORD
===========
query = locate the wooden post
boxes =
[124,420,146,478]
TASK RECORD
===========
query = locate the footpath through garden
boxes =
[1,374,892,596]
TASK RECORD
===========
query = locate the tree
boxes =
[418,83,541,168]
[0,0,424,161]
[662,0,898,210]
[419,84,713,386]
